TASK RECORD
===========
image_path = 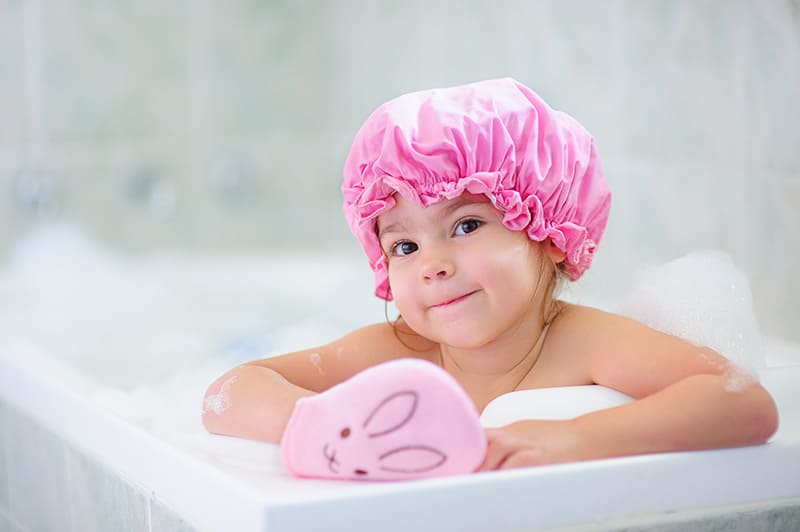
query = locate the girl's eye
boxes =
[391,241,418,257]
[454,219,482,236]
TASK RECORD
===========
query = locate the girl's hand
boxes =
[479,419,586,470]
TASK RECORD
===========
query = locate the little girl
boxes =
[202,78,777,477]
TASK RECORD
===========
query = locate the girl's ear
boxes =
[546,240,567,264]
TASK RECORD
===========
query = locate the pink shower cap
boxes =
[342,78,611,300]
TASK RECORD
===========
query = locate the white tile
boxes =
[0,508,27,532]
[149,498,197,532]
[747,177,800,343]
[599,497,800,531]
[67,448,149,532]
[4,404,71,532]
[0,401,9,512]
[0,0,26,148]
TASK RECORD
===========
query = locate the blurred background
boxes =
[1,0,798,343]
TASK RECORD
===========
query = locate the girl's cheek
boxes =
[393,279,414,312]
[387,266,411,307]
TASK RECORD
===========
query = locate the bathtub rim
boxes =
[1,342,799,532]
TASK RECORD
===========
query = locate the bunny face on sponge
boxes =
[280,359,487,481]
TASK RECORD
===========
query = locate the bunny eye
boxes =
[340,427,351,438]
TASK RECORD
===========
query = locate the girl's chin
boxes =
[423,328,492,351]
[401,313,494,348]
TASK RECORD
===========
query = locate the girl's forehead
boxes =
[381,192,493,221]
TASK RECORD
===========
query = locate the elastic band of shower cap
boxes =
[342,77,611,301]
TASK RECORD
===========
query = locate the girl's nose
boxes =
[421,255,455,281]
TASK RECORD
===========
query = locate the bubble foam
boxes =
[617,251,764,373]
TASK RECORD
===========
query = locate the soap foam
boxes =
[617,251,764,377]
[202,375,238,415]
[309,352,324,375]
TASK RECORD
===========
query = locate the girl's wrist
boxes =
[567,416,610,462]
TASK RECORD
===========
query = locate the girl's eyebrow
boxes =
[378,195,490,240]
[441,195,490,218]
[377,222,402,240]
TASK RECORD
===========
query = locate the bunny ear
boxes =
[363,390,418,438]
[378,445,447,474]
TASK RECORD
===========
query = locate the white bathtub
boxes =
[1,229,799,531]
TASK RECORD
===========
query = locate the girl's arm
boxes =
[201,321,437,442]
[481,306,779,469]
[201,364,315,443]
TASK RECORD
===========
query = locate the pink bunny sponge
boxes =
[280,358,487,481]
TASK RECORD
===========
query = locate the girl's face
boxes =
[377,193,553,350]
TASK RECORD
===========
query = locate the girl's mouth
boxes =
[432,290,479,308]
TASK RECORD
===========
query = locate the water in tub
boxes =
[0,225,776,474]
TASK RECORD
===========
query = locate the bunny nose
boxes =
[354,468,368,476]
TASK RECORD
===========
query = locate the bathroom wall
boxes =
[0,399,197,532]
[1,0,798,342]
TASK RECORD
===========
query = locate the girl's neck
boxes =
[438,310,554,411]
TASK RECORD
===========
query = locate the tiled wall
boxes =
[0,400,197,532]
[1,0,798,342]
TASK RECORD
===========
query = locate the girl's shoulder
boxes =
[551,301,655,338]
[547,302,679,362]
[534,302,653,382]
[530,303,610,386]
[546,301,726,397]
[341,319,440,361]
